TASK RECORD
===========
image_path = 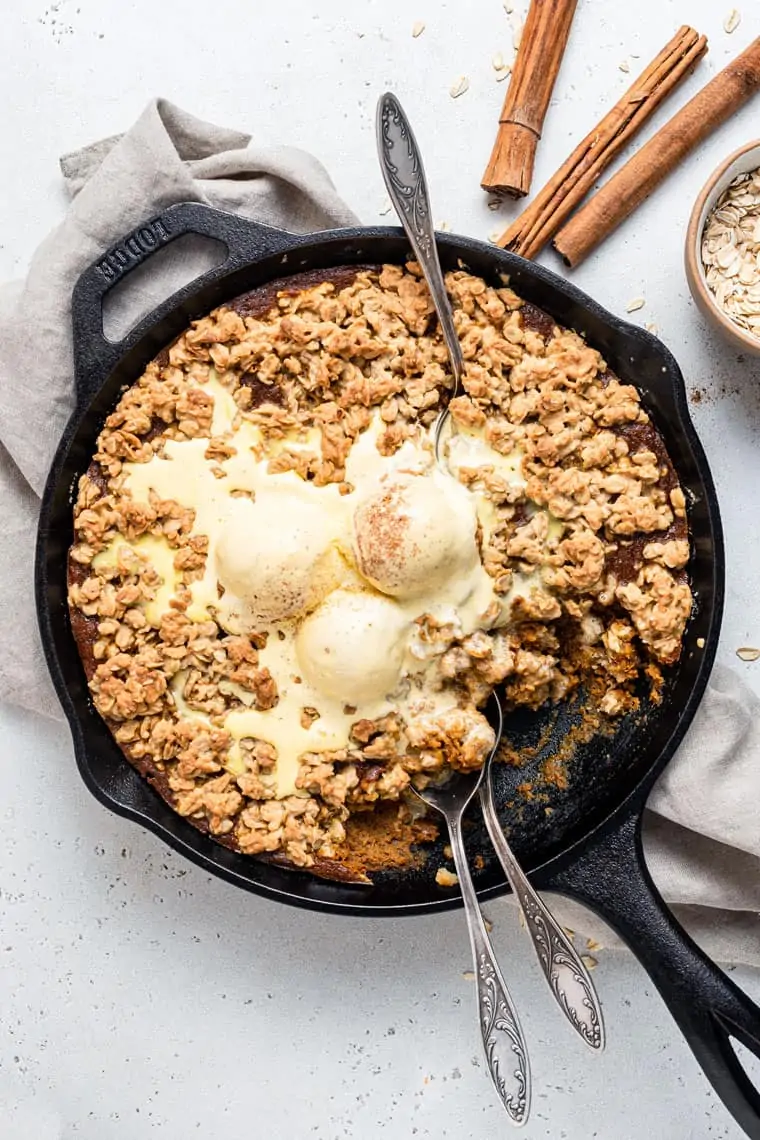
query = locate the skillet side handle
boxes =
[538,811,760,1140]
[71,201,296,403]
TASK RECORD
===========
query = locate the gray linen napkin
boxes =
[552,663,760,965]
[1,98,758,965]
[0,98,358,720]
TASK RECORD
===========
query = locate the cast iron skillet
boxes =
[36,202,760,1136]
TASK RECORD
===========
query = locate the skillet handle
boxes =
[71,201,296,404]
[538,810,760,1139]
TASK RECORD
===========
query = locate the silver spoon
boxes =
[378,92,529,1124]
[378,87,603,1056]
[481,694,606,1052]
[411,745,531,1127]
[376,92,463,461]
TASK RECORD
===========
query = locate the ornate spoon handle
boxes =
[447,816,531,1127]
[376,91,463,459]
[375,92,463,376]
[480,781,605,1052]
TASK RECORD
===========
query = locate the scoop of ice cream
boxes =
[295,589,409,705]
[351,472,480,599]
[216,492,342,625]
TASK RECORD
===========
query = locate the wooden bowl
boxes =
[685,139,760,356]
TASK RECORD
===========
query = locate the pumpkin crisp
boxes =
[68,264,692,877]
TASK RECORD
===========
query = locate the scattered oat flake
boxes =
[412,20,425,38]
[437,220,452,232]
[462,970,475,981]
[724,9,741,34]
[645,321,659,334]
[581,955,598,970]
[697,637,706,649]
[563,927,575,940]
[488,229,503,244]
[496,65,512,82]
[443,843,453,859]
[518,909,526,929]
[512,20,523,50]
[436,867,459,887]
[492,52,505,70]
[619,60,630,73]
[736,646,760,662]
[586,938,603,952]
[626,296,646,313]
[503,1,513,11]
[450,75,469,99]
[484,916,494,933]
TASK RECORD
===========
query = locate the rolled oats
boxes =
[701,167,760,338]
[512,17,523,51]
[724,9,741,34]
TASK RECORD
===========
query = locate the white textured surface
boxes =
[2,0,760,1136]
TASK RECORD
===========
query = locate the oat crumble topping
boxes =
[68,264,692,875]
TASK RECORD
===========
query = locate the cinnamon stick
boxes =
[554,36,760,268]
[497,27,708,259]
[481,0,578,198]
